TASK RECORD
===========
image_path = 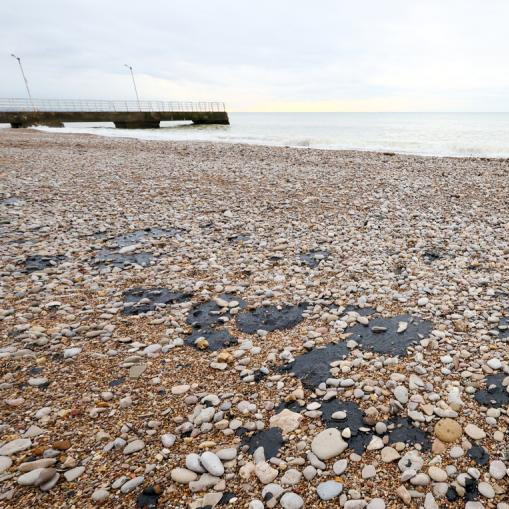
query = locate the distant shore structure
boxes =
[0,98,229,128]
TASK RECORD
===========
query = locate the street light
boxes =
[124,64,141,111]
[11,53,35,110]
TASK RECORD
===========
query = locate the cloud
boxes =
[1,0,508,111]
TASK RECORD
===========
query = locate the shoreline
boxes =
[2,123,508,160]
[0,129,508,508]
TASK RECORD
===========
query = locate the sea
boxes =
[5,112,509,158]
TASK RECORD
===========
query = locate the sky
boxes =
[1,0,508,112]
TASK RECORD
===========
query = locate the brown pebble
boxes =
[434,418,462,443]
[53,440,72,450]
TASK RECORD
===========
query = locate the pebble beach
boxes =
[0,128,508,508]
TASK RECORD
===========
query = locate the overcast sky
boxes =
[1,0,508,111]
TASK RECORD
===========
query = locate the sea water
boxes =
[9,112,509,157]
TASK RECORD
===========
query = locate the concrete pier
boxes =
[0,99,230,128]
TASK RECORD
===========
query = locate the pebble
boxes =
[381,447,400,463]
[0,438,32,456]
[64,466,85,482]
[28,377,48,387]
[316,480,343,500]
[280,468,301,486]
[161,433,176,448]
[255,461,278,484]
[478,481,495,498]
[91,488,110,503]
[200,451,224,476]
[362,465,376,479]
[17,467,56,486]
[393,386,408,404]
[489,460,507,480]
[333,459,348,475]
[367,499,385,509]
[280,492,304,509]
[171,384,190,395]
[120,475,144,493]
[428,466,447,482]
[487,358,502,370]
[424,493,439,509]
[311,428,347,460]
[434,418,462,442]
[128,363,146,378]
[171,467,198,484]
[269,409,303,433]
[464,424,486,440]
[123,439,145,454]
[4,130,509,508]
[0,456,12,473]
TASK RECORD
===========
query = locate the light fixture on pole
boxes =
[124,64,141,111]
[11,53,35,110]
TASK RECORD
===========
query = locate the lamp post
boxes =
[124,64,141,111]
[11,53,35,110]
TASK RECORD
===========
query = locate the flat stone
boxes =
[434,418,462,443]
[24,425,46,438]
[18,458,56,472]
[489,460,507,480]
[53,439,71,450]
[40,472,59,492]
[120,476,144,493]
[381,447,400,463]
[362,465,376,479]
[311,428,348,460]
[393,386,408,404]
[123,439,145,454]
[464,424,486,440]
[171,384,190,395]
[129,364,147,378]
[0,438,32,456]
[316,480,343,500]
[18,467,56,486]
[28,377,48,387]
[64,347,82,358]
[171,468,198,484]
[269,409,303,433]
[0,456,12,473]
[478,481,495,498]
[64,466,85,482]
[333,459,348,475]
[487,358,502,370]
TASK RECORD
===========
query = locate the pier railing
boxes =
[0,98,226,113]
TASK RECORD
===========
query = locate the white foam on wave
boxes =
[30,113,509,158]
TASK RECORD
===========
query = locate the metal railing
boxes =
[0,98,226,113]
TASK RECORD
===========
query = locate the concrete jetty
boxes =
[0,99,229,128]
